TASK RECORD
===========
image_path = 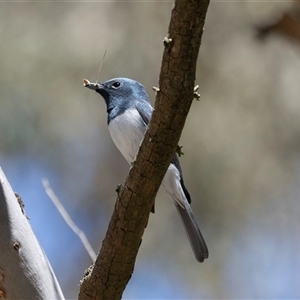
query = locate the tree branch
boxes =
[0,168,65,300]
[43,179,96,262]
[78,1,210,299]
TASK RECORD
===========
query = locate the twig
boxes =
[42,179,96,261]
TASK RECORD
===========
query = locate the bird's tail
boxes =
[174,203,209,262]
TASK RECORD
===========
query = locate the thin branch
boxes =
[42,179,96,261]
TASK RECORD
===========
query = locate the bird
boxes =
[83,77,209,262]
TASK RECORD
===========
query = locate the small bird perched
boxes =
[84,77,209,262]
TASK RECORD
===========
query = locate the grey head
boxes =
[95,78,150,123]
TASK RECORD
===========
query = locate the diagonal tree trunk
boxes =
[78,1,210,299]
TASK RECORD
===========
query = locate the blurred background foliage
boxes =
[1,1,300,299]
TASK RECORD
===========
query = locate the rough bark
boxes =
[78,1,210,299]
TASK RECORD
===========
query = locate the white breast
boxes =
[108,108,146,164]
[109,108,187,208]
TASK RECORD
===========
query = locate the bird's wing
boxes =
[134,99,152,126]
[171,154,191,204]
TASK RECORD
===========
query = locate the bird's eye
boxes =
[112,82,121,89]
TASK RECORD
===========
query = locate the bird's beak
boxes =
[83,79,103,92]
